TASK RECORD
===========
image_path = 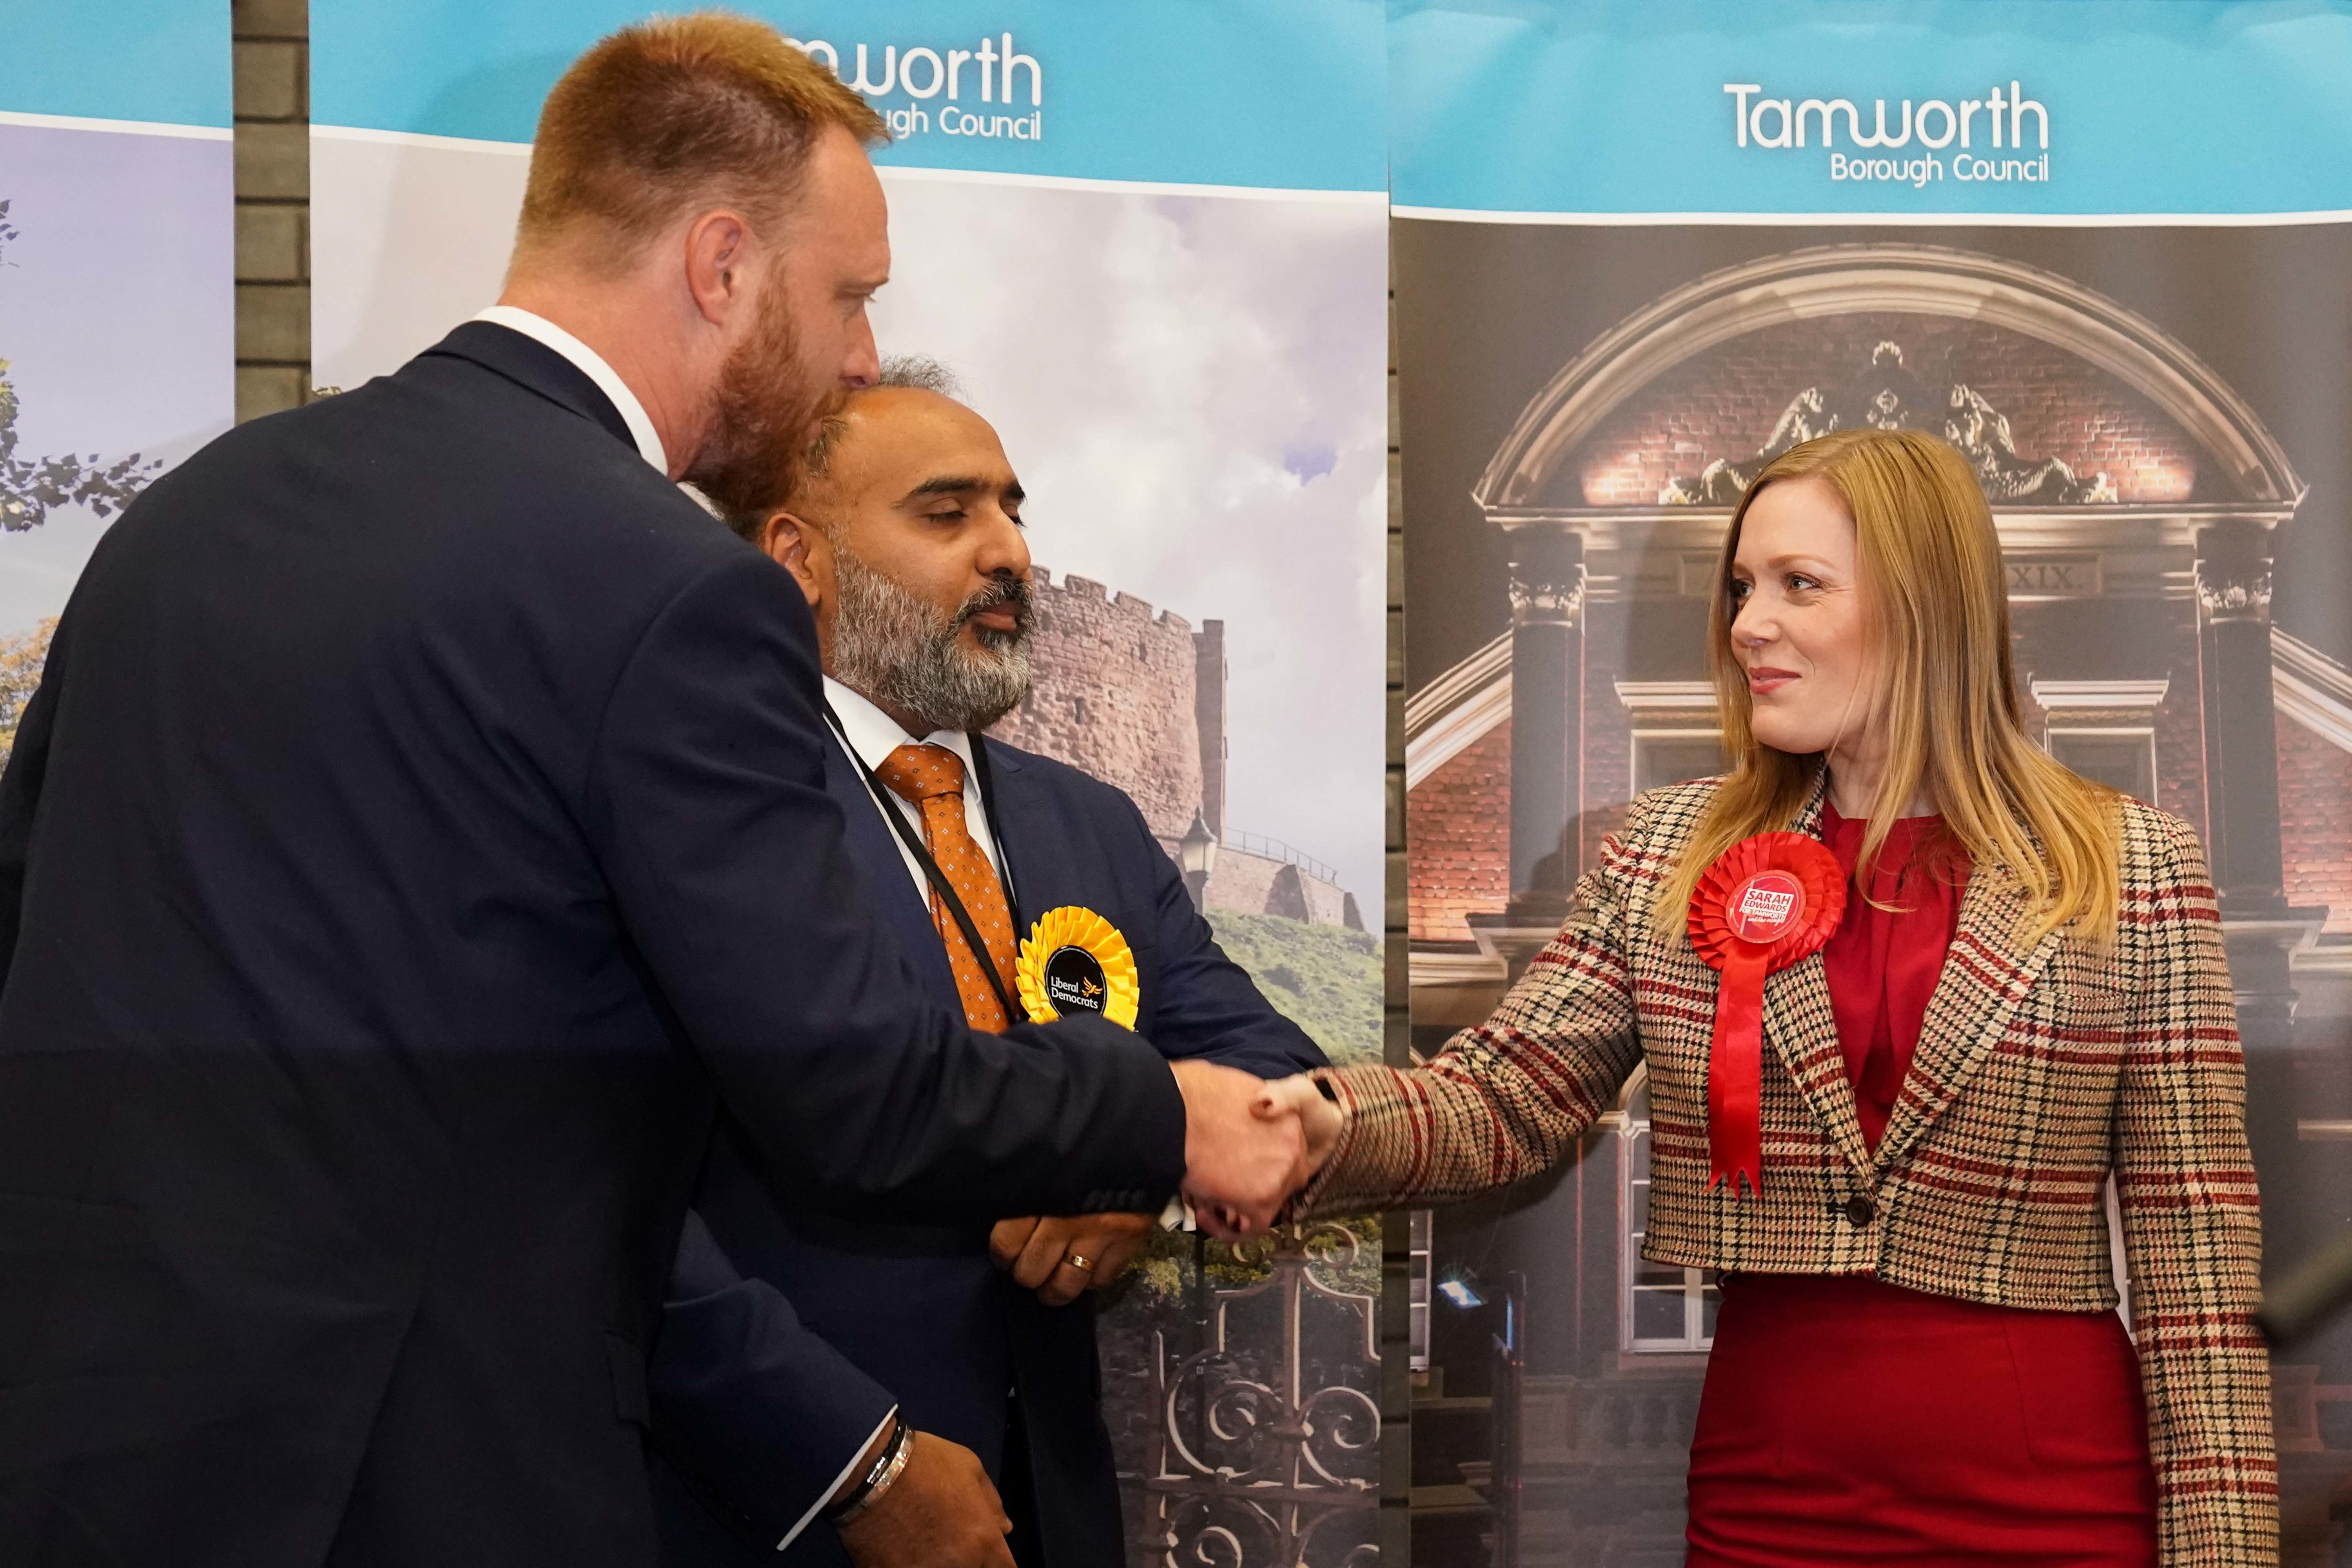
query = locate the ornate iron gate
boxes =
[1133,1220,1383,1566]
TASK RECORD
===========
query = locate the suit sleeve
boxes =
[650,1211,894,1552]
[2112,813,2277,1567]
[1118,795,1329,1080]
[1293,816,1646,1217]
[584,552,1183,1223]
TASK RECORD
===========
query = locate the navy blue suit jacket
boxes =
[649,735,1327,1564]
[0,324,1189,1568]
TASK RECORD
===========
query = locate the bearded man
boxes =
[646,363,1328,1568]
[0,19,1307,1568]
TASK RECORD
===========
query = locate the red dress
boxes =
[1683,808,2158,1567]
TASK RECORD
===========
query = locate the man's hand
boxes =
[837,1430,1013,1568]
[989,1214,1152,1306]
[1169,1059,1306,1239]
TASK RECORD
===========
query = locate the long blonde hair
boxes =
[1651,428,2120,949]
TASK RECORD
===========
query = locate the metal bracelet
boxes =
[829,1416,914,1527]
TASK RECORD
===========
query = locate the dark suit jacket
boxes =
[648,736,1328,1564]
[0,323,1187,1568]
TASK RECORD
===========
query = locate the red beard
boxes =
[682,273,843,519]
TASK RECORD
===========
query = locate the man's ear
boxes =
[761,512,826,610]
[682,209,752,328]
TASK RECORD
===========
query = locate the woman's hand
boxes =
[1188,1072,1342,1239]
[1257,1074,1342,1175]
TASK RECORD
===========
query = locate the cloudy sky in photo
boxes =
[873,176,1390,903]
[307,143,1394,907]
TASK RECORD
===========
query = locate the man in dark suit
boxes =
[647,363,1330,1567]
[0,19,1303,1568]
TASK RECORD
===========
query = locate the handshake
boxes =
[1168,1060,1345,1239]
[831,1065,1345,1568]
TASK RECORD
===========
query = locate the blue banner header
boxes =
[314,0,1384,194]
[0,0,231,130]
[1393,0,2352,218]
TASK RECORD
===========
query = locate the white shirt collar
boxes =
[822,676,977,779]
[470,305,668,474]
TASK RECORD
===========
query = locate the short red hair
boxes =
[515,11,886,270]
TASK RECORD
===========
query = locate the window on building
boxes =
[1623,1077,1719,1352]
[1407,1209,1432,1372]
[2046,727,2157,804]
[1631,731,1729,798]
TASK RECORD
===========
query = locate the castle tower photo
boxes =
[988,567,1363,930]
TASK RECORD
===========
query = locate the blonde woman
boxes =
[1269,429,2272,1564]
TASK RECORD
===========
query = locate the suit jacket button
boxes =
[1844,1195,1876,1227]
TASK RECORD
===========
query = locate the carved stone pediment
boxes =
[1659,341,2118,507]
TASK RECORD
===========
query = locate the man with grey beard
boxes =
[647,361,1328,1568]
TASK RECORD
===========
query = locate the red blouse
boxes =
[1817,804,1970,1152]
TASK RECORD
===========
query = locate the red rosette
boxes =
[1685,831,1846,1197]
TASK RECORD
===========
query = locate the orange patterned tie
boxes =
[874,743,1018,1032]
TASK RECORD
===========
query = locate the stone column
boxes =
[2194,522,2312,1287]
[1504,526,1586,914]
[2195,520,2288,918]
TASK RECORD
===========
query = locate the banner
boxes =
[1395,2,2352,1561]
[0,0,233,753]
[311,4,1389,1561]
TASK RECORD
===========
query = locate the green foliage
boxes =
[1202,909,1383,1067]
[0,360,159,530]
[0,203,162,531]
[1111,1211,1384,1313]
[0,617,54,754]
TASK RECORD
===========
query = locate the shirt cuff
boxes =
[776,1405,898,1552]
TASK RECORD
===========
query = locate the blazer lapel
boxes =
[1869,851,2065,1177]
[977,737,1165,1036]
[1760,775,1874,1179]
[824,739,962,1009]
[974,739,1075,942]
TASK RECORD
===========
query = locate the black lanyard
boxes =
[824,701,1024,1024]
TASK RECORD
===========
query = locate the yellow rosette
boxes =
[1015,906,1140,1029]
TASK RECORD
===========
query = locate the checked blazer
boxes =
[1301,774,2274,1566]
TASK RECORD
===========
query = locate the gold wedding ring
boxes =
[1064,1252,1097,1273]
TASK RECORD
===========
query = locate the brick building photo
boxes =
[1399,239,2352,1565]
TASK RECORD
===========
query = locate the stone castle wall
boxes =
[988,567,1204,842]
[989,568,1357,925]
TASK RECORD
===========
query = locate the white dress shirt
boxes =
[469,305,668,474]
[822,677,1013,907]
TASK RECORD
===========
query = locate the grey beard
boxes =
[829,547,1033,734]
